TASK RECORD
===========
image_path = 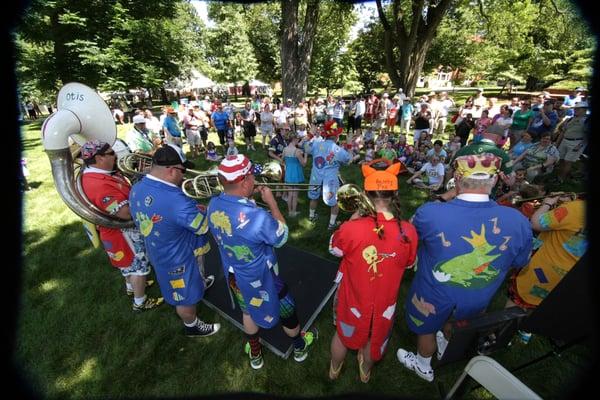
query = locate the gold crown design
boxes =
[454,153,500,179]
[461,224,488,248]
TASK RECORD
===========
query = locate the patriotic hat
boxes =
[454,153,501,180]
[362,158,401,191]
[218,154,253,183]
[81,140,110,160]
[322,120,343,138]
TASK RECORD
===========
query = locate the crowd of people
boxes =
[79,86,587,382]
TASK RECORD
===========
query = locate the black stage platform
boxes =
[202,237,339,358]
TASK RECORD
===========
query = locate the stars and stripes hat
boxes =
[218,154,253,183]
[81,140,110,160]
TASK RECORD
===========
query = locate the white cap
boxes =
[132,114,146,124]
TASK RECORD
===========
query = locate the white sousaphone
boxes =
[41,82,134,228]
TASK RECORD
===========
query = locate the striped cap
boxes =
[218,154,253,183]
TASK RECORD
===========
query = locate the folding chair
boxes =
[444,355,542,400]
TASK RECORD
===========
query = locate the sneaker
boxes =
[204,275,215,290]
[435,331,448,360]
[293,331,316,362]
[327,221,341,231]
[244,342,264,370]
[308,214,318,223]
[396,348,434,382]
[126,279,155,296]
[132,296,164,312]
[185,320,221,337]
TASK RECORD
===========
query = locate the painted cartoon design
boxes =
[236,211,250,229]
[563,229,587,257]
[210,211,232,236]
[411,293,436,317]
[432,224,500,288]
[136,212,162,237]
[224,244,255,262]
[361,245,395,280]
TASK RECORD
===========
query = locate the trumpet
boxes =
[337,183,376,217]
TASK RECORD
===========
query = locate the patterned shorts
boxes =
[119,228,151,277]
[228,272,295,319]
[507,272,537,310]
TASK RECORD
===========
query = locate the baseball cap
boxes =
[152,144,195,169]
[362,158,401,191]
[132,114,146,124]
[81,140,110,160]
[218,154,253,183]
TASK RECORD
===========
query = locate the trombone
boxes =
[181,160,323,199]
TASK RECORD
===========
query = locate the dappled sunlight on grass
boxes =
[55,357,98,392]
[38,279,64,294]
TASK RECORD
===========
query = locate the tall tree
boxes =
[242,3,281,84]
[206,2,259,94]
[280,0,320,102]
[375,0,455,97]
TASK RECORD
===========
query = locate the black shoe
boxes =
[185,320,221,337]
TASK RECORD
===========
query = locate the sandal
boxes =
[329,359,343,380]
[357,351,371,383]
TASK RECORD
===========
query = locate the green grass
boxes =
[17,117,590,398]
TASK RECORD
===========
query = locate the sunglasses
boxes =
[169,166,187,173]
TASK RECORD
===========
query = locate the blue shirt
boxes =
[163,115,181,137]
[409,199,532,318]
[130,176,210,306]
[207,193,289,328]
[212,111,229,131]
[511,140,534,158]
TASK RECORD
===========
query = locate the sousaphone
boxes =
[41,82,134,228]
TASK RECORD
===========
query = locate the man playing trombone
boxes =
[207,155,314,370]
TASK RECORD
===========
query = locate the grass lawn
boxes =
[16,112,591,398]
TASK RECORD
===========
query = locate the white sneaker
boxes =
[396,348,434,382]
[436,331,448,360]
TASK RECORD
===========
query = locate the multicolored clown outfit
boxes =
[405,153,533,334]
[513,199,586,307]
[129,145,211,306]
[80,141,150,276]
[207,155,293,329]
[306,120,352,206]
[329,160,418,361]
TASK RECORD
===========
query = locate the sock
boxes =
[184,318,199,328]
[329,214,338,225]
[247,332,262,357]
[309,209,316,218]
[126,282,133,291]
[133,295,147,306]
[416,353,432,370]
[292,333,305,350]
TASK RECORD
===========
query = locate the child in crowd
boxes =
[363,126,375,143]
[282,134,308,217]
[362,140,376,164]
[475,109,492,137]
[496,168,529,205]
[407,143,430,173]
[406,155,445,191]
[374,130,388,152]
[234,112,243,137]
[395,135,414,166]
[226,139,239,156]
[446,135,462,160]
[347,132,362,163]
[379,140,398,162]
[205,141,222,162]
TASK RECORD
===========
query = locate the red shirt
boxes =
[330,212,418,360]
[81,171,134,268]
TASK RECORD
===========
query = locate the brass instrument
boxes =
[180,160,322,199]
[117,153,154,178]
[337,183,377,217]
[511,191,584,207]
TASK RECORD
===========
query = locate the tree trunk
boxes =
[160,87,168,104]
[280,0,320,103]
[376,0,454,98]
